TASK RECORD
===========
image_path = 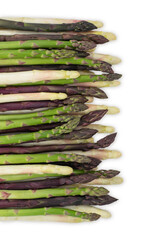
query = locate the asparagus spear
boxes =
[0,117,80,145]
[0,85,107,99]
[0,134,117,154]
[0,103,87,121]
[0,207,100,221]
[0,73,121,87]
[0,70,80,85]
[0,40,96,51]
[1,17,102,28]
[0,153,94,165]
[0,33,108,44]
[0,170,119,189]
[0,215,86,223]
[88,53,121,65]
[0,58,113,73]
[0,95,88,112]
[0,19,97,32]
[0,195,117,209]
[0,186,108,199]
[0,49,88,59]
[0,164,73,176]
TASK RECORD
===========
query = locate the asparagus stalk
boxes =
[0,58,113,73]
[88,176,123,185]
[67,206,111,218]
[0,215,86,223]
[0,207,100,221]
[73,104,120,115]
[0,103,87,121]
[0,117,80,145]
[0,170,119,189]
[0,186,108,199]
[88,53,121,65]
[0,49,88,59]
[0,85,107,99]
[1,17,103,28]
[0,40,96,51]
[0,19,97,32]
[0,134,117,153]
[0,73,121,87]
[0,70,80,85]
[0,95,88,112]
[0,195,117,209]
[70,80,121,87]
[0,33,108,44]
[0,153,94,165]
[0,164,72,176]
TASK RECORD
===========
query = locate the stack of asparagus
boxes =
[0,17,122,223]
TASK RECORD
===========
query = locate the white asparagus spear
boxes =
[0,92,67,103]
[87,177,123,185]
[88,53,121,65]
[81,124,115,133]
[69,81,121,88]
[60,150,122,160]
[0,215,85,223]
[19,138,94,146]
[1,17,103,28]
[0,164,73,175]
[0,70,80,85]
[66,206,111,218]
[74,104,120,115]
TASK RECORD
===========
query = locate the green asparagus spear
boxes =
[0,49,88,59]
[0,207,100,221]
[0,153,93,164]
[0,186,108,199]
[0,40,96,51]
[0,57,113,73]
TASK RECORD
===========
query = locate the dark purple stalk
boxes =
[0,85,107,99]
[0,34,108,44]
[0,195,117,208]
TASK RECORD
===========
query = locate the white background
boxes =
[0,0,160,239]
